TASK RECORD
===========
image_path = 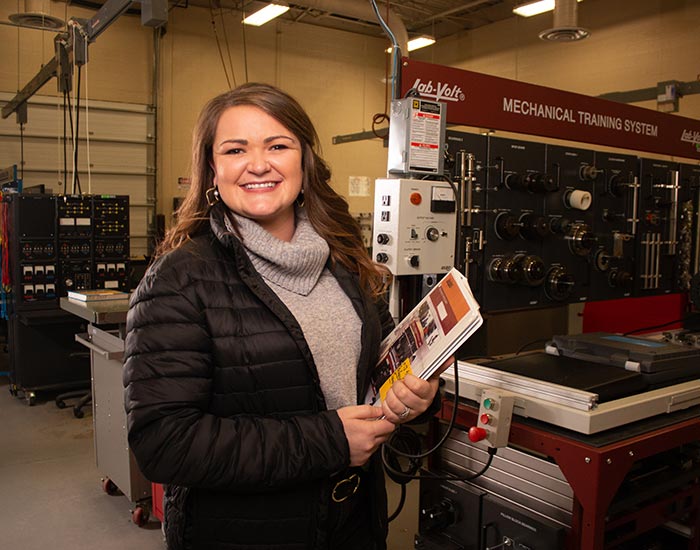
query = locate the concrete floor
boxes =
[0,370,419,550]
[0,376,164,550]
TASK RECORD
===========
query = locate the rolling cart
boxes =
[60,297,153,526]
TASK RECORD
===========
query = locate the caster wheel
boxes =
[56,399,66,409]
[102,477,119,496]
[26,392,36,406]
[132,506,149,527]
[73,407,84,419]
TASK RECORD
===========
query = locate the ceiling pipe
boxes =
[290,0,409,55]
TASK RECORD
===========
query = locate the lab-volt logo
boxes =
[411,79,466,102]
[680,129,700,145]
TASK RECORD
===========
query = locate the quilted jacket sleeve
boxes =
[123,253,350,492]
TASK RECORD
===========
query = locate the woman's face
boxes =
[211,105,303,241]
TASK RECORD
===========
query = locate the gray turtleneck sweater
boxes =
[226,209,362,410]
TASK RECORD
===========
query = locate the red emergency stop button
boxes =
[409,192,422,205]
[468,426,488,442]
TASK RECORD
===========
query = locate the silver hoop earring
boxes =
[206,186,220,206]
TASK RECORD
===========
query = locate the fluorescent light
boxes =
[242,2,289,26]
[407,36,436,51]
[513,0,582,17]
[513,0,554,17]
[386,35,436,53]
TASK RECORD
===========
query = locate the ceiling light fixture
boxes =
[386,35,436,53]
[539,0,589,41]
[242,2,290,27]
[513,0,582,18]
[407,35,436,51]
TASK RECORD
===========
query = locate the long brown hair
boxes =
[158,82,388,296]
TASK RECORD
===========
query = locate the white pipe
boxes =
[291,0,409,55]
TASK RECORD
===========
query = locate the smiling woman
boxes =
[211,105,303,241]
[122,83,446,550]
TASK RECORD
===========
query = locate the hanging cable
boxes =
[370,72,390,141]
[63,91,68,194]
[67,90,75,194]
[219,5,237,88]
[70,25,78,194]
[241,8,249,83]
[209,1,232,88]
[84,35,91,194]
[383,358,461,463]
[370,0,401,101]
[515,337,550,355]
[16,0,20,93]
[369,0,400,140]
[381,358,499,521]
[73,64,83,195]
[19,122,24,181]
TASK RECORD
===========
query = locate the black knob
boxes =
[488,256,523,284]
[545,265,575,301]
[549,216,571,235]
[525,172,557,193]
[376,233,390,245]
[376,253,389,263]
[409,255,420,268]
[420,499,456,532]
[503,172,523,190]
[593,249,610,272]
[494,211,521,241]
[568,224,596,256]
[602,209,624,222]
[519,255,546,286]
[520,214,551,240]
[606,173,626,197]
[580,164,601,181]
[609,269,633,289]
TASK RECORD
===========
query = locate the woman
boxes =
[123,82,445,550]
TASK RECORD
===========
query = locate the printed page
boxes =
[365,268,482,405]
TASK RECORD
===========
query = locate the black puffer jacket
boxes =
[123,203,394,550]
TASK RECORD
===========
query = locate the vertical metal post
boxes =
[668,170,680,254]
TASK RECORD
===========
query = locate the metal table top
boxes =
[59,296,130,325]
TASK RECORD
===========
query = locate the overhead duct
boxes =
[290,0,409,55]
[539,0,589,42]
[9,0,65,30]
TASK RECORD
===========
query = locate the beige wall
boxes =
[158,6,389,221]
[2,0,700,225]
[0,6,152,104]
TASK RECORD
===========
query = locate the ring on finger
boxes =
[399,405,411,419]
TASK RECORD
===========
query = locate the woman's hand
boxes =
[336,405,395,467]
[381,356,454,424]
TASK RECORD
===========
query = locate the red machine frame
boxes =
[436,401,700,549]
